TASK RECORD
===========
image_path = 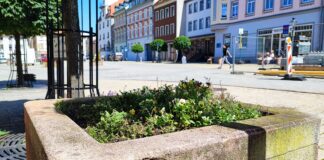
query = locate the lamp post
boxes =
[156,43,160,63]
[124,1,129,61]
[289,18,297,56]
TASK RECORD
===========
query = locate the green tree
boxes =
[131,43,144,61]
[173,36,191,62]
[0,0,57,86]
[150,39,166,62]
[150,39,165,52]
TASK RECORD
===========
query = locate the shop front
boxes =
[185,35,215,62]
[258,24,313,57]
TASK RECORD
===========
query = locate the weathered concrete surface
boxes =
[25,99,320,160]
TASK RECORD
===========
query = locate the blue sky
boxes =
[77,0,103,31]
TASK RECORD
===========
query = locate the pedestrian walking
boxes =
[218,44,232,69]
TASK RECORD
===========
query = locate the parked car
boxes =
[40,54,48,63]
[109,52,123,61]
[0,57,7,64]
[114,52,123,61]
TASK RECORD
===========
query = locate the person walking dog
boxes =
[218,44,232,69]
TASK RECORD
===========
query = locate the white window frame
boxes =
[199,18,204,30]
[165,25,170,35]
[246,0,255,15]
[231,1,239,18]
[165,7,170,18]
[155,11,159,21]
[160,9,165,20]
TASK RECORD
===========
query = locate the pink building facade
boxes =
[126,0,155,61]
[211,0,324,62]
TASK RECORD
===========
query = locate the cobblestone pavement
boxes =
[0,62,324,159]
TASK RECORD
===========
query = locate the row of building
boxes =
[98,0,324,62]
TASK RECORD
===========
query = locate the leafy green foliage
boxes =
[0,130,9,137]
[0,0,57,36]
[150,39,167,52]
[131,43,144,54]
[173,36,191,52]
[56,80,262,143]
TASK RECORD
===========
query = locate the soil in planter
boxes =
[55,80,262,143]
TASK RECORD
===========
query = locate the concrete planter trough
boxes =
[24,99,320,160]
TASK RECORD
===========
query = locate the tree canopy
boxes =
[150,39,166,52]
[131,43,144,54]
[173,36,191,52]
[0,0,57,87]
[0,0,57,37]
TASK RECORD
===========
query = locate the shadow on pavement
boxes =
[0,100,30,134]
[0,80,48,90]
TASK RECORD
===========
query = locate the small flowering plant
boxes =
[56,79,262,143]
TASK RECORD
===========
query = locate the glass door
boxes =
[272,34,280,56]
[279,38,286,57]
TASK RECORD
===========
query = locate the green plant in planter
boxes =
[56,79,262,143]
[0,130,9,137]
[131,43,144,61]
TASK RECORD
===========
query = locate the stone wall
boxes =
[24,100,320,160]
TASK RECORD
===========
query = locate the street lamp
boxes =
[156,43,161,63]
[289,18,297,56]
[124,1,129,61]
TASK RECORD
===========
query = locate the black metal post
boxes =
[96,0,100,96]
[45,0,100,99]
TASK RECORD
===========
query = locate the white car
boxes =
[109,52,123,61]
[0,58,7,64]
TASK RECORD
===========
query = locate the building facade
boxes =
[0,36,15,59]
[184,0,214,62]
[31,36,47,59]
[211,0,324,62]
[114,2,128,58]
[126,0,155,61]
[153,0,185,61]
[98,0,122,59]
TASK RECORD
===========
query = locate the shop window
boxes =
[223,33,231,47]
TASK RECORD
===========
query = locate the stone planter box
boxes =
[24,99,320,160]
